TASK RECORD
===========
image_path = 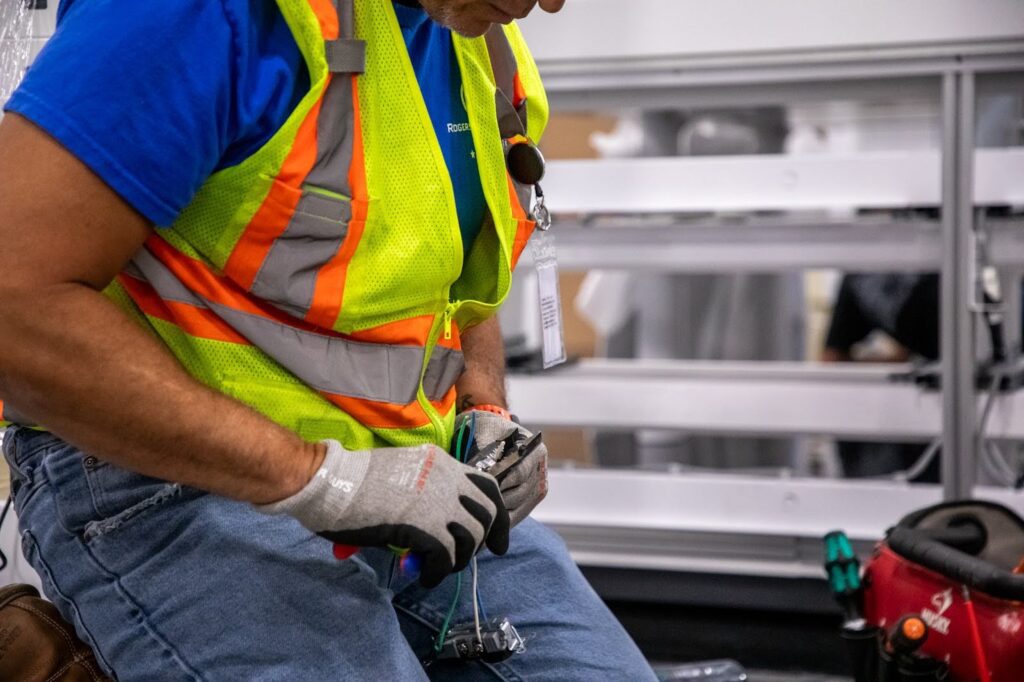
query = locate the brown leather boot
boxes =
[0,583,111,681]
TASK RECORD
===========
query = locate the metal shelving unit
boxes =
[515,0,1024,582]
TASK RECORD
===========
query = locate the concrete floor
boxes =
[653,663,851,682]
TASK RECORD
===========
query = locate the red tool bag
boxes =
[858,501,1024,681]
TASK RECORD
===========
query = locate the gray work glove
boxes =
[455,410,549,527]
[257,440,509,588]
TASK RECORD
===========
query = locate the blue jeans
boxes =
[4,427,655,681]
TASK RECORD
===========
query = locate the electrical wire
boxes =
[433,412,490,654]
[984,442,1018,485]
[898,438,942,482]
[977,370,1024,487]
[433,414,478,653]
[455,417,468,462]
[978,372,1002,446]
[476,573,488,622]
[434,572,463,653]
[467,411,477,461]
[472,557,482,643]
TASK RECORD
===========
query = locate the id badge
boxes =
[531,228,566,369]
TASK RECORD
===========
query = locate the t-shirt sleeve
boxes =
[3,0,297,227]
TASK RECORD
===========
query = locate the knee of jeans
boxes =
[513,520,576,572]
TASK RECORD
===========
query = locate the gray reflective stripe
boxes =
[485,26,528,140]
[326,39,366,74]
[207,302,426,403]
[334,0,355,40]
[1,403,31,425]
[251,3,359,316]
[130,250,206,307]
[326,0,365,74]
[495,94,525,140]
[512,178,532,217]
[422,346,466,402]
[130,247,464,405]
[250,192,351,317]
[485,26,517,101]
[485,28,533,212]
[304,71,356,197]
[123,261,146,280]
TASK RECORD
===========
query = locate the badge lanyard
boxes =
[529,185,565,369]
[505,133,565,369]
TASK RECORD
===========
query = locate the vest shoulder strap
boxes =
[326,0,366,74]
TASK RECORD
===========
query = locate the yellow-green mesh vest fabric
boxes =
[101,1,548,451]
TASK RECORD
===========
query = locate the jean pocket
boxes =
[82,457,177,521]
[82,481,181,543]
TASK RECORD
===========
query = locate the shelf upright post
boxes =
[940,69,979,500]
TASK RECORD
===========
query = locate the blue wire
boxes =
[467,410,477,459]
[455,417,468,462]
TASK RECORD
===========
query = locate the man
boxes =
[821,273,940,481]
[0,0,655,678]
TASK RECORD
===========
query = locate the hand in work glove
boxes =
[257,440,509,588]
[455,408,548,528]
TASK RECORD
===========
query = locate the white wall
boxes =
[519,0,1024,63]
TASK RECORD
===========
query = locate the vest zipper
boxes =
[443,303,454,340]
[421,301,459,447]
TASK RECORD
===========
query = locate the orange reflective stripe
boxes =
[148,237,316,329]
[308,0,340,40]
[431,386,458,416]
[513,72,526,109]
[347,315,435,346]
[508,174,527,221]
[436,324,462,351]
[323,392,432,430]
[148,238,457,351]
[306,78,367,329]
[223,98,324,290]
[507,175,535,270]
[346,315,462,351]
[119,274,248,345]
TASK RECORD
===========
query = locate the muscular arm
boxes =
[455,316,508,412]
[0,114,322,504]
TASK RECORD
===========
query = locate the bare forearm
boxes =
[455,316,508,411]
[0,284,321,504]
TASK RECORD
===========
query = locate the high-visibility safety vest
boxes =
[85,0,546,450]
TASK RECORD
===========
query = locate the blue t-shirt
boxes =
[4,0,486,254]
[394,3,486,255]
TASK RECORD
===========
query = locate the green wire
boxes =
[455,416,468,462]
[433,417,471,653]
[434,572,463,652]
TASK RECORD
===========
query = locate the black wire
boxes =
[0,496,11,572]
